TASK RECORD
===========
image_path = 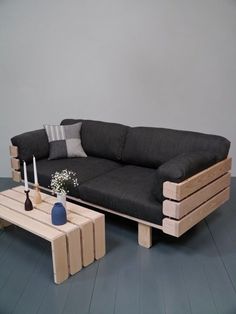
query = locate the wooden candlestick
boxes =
[24,190,33,211]
[34,184,42,204]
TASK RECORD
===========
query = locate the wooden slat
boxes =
[13,186,94,267]
[163,158,232,201]
[0,190,82,274]
[9,145,18,157]
[12,170,21,182]
[0,204,62,241]
[67,213,94,267]
[11,157,20,170]
[138,223,152,248]
[39,192,105,260]
[51,235,69,284]
[163,187,230,237]
[67,228,82,274]
[0,218,12,229]
[163,173,231,219]
[59,201,105,260]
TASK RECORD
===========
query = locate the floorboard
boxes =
[12,246,52,314]
[61,262,99,314]
[0,178,235,314]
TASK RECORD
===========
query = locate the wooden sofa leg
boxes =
[138,223,152,248]
[0,219,12,229]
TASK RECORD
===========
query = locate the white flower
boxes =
[50,169,79,194]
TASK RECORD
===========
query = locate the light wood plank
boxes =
[51,235,69,284]
[138,223,152,248]
[163,158,232,201]
[67,228,82,274]
[38,191,106,260]
[163,187,230,237]
[0,191,82,274]
[92,215,105,259]
[12,170,21,182]
[63,201,106,260]
[163,173,231,219]
[0,192,74,233]
[0,200,69,284]
[11,157,20,170]
[0,204,62,241]
[14,186,97,265]
[37,203,94,267]
[9,145,18,157]
[0,218,12,229]
[68,212,94,267]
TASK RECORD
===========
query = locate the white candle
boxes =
[23,161,29,191]
[33,156,38,185]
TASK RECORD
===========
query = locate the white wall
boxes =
[1,0,236,175]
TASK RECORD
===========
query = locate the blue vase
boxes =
[51,202,67,225]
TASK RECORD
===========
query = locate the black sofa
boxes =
[10,119,231,247]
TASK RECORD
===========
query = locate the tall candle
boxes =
[23,161,29,191]
[33,156,38,185]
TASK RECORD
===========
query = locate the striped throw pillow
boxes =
[44,122,87,160]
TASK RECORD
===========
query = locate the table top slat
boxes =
[0,200,63,241]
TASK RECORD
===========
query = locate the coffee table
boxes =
[0,186,105,284]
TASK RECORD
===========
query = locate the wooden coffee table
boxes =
[0,186,105,284]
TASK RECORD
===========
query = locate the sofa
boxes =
[10,119,232,248]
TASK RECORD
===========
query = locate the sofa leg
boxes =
[0,219,12,229]
[138,223,152,248]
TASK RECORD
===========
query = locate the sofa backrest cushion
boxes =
[61,119,128,161]
[122,127,230,168]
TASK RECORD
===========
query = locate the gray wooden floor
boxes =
[0,178,236,314]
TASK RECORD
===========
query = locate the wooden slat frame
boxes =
[163,158,232,201]
[163,173,231,219]
[0,191,82,275]
[11,170,21,182]
[0,204,69,284]
[9,145,21,182]
[9,145,18,157]
[162,187,230,237]
[11,157,20,170]
[138,223,152,248]
[0,218,12,229]
[13,186,95,267]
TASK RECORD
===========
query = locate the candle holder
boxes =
[34,184,42,204]
[24,190,33,211]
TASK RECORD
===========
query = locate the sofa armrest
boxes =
[152,151,217,202]
[11,129,49,163]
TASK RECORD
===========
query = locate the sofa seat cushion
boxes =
[79,165,163,225]
[23,157,122,197]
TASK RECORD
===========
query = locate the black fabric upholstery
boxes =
[60,119,83,125]
[122,127,230,168]
[152,151,217,202]
[11,129,49,163]
[61,119,128,161]
[13,119,231,226]
[79,165,163,224]
[23,156,122,197]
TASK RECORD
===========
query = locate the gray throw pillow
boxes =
[44,122,87,160]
